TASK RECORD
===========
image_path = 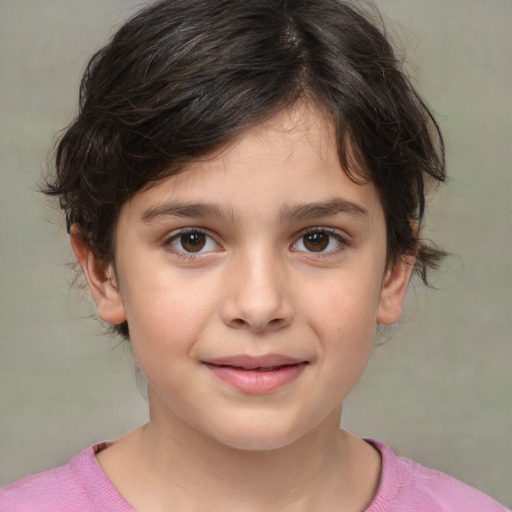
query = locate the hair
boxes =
[45,0,446,338]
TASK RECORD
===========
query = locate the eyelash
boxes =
[165,228,222,260]
[164,227,348,259]
[291,227,348,257]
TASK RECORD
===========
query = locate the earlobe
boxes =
[69,224,127,325]
[377,255,415,325]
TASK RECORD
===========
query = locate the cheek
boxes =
[305,267,384,332]
[304,269,382,376]
[119,270,219,367]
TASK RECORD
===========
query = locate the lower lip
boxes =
[204,363,308,394]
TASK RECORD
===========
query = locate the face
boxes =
[75,105,412,451]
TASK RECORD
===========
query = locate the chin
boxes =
[209,421,307,452]
[221,435,298,452]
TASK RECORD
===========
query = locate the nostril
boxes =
[229,316,285,332]
[221,296,294,332]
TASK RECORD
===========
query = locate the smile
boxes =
[203,355,309,394]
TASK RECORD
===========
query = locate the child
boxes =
[1,0,508,510]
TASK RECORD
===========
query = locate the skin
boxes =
[72,104,413,512]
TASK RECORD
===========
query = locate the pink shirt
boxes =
[1,441,508,511]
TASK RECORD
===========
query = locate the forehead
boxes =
[120,104,382,225]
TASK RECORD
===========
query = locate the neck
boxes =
[97,394,380,512]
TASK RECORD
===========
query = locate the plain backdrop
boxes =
[1,0,511,506]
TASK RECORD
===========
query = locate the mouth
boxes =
[202,355,309,394]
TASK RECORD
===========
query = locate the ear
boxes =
[69,224,127,325]
[377,255,415,325]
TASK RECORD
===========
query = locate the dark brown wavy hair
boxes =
[45,0,446,338]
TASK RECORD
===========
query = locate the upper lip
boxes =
[203,354,308,370]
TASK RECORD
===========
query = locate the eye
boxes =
[291,228,346,254]
[167,229,220,255]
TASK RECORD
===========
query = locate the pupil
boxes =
[304,232,328,252]
[181,232,206,252]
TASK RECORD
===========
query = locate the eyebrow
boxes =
[141,198,368,224]
[142,202,233,223]
[278,198,369,222]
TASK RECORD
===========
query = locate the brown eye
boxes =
[291,229,346,255]
[168,229,219,255]
[302,232,329,252]
[180,232,207,252]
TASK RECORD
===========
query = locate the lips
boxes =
[203,354,309,394]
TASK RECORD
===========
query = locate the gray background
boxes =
[1,0,511,506]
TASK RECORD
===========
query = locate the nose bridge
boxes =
[221,244,293,332]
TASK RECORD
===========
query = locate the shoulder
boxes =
[0,447,91,512]
[0,443,134,512]
[366,440,509,512]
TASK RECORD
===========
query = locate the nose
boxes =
[220,250,294,333]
